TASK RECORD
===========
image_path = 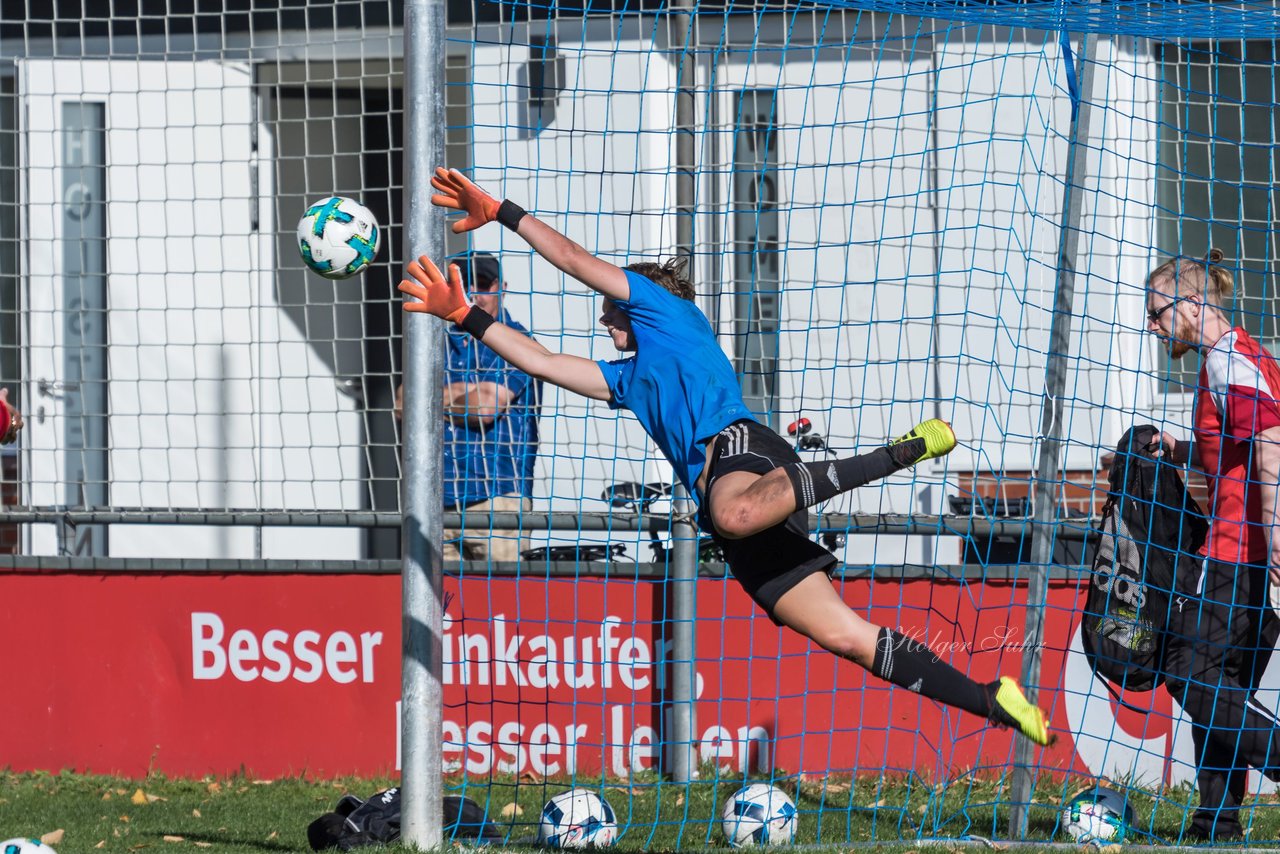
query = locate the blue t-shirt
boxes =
[596,271,755,500]
[443,311,542,506]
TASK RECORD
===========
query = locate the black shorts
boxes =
[700,419,838,624]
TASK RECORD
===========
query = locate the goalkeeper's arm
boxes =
[506,214,630,303]
[481,323,611,401]
[399,255,612,402]
[429,167,630,303]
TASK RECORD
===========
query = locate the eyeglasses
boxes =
[1147,299,1178,325]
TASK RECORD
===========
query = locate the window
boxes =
[0,77,16,413]
[731,89,781,430]
[526,35,562,136]
[1156,41,1280,390]
[445,50,473,257]
[0,77,18,554]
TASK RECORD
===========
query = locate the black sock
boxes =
[885,436,927,469]
[782,448,898,510]
[871,628,993,719]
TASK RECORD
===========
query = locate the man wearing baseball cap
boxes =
[439,250,541,563]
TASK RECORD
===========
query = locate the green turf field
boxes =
[3,769,1279,852]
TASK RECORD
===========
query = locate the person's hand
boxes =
[1100,431,1182,470]
[430,167,500,233]
[398,256,470,323]
[1152,431,1185,463]
[0,387,23,445]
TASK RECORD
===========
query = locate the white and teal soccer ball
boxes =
[537,788,618,849]
[1,841,57,854]
[721,783,797,848]
[1061,787,1134,844]
[296,196,381,279]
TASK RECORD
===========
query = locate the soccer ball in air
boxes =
[721,783,797,848]
[537,788,618,849]
[1061,787,1134,844]
[1,841,57,854]
[296,196,381,279]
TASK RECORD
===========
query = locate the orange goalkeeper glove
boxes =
[430,167,499,233]
[399,255,469,322]
[430,167,527,233]
[399,255,496,338]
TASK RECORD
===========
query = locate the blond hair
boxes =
[1147,247,1235,307]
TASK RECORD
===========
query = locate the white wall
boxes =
[20,59,362,558]
[470,18,681,555]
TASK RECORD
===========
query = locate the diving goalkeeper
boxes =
[398,168,1055,747]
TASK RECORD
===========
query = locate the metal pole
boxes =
[669,490,699,784]
[668,0,699,786]
[0,507,1098,540]
[1010,26,1098,840]
[400,0,447,845]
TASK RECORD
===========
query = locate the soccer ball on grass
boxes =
[721,783,797,847]
[1061,786,1134,844]
[296,196,381,279]
[0,841,57,854]
[537,788,618,849]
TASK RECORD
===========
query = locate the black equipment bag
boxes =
[308,787,504,851]
[1082,424,1208,694]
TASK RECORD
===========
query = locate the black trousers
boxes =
[1163,558,1280,838]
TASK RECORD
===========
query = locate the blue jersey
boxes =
[443,311,542,506]
[597,271,755,500]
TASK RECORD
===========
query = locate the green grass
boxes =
[0,770,395,852]
[4,768,1280,852]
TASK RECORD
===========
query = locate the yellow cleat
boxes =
[992,676,1057,747]
[886,418,957,468]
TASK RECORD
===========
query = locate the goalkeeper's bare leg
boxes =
[705,419,957,542]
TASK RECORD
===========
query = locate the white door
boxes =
[18,59,364,559]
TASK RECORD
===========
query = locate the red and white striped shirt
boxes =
[1194,326,1280,563]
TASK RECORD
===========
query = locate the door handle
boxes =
[37,379,79,399]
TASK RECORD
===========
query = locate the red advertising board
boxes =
[0,570,1206,786]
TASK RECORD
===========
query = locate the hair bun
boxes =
[1206,247,1225,264]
